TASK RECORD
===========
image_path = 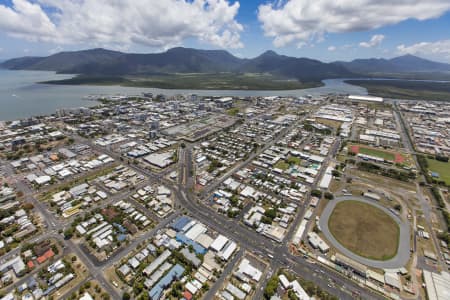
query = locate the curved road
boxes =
[320,196,410,269]
[81,137,385,299]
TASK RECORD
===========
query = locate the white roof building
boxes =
[423,270,450,300]
[210,235,228,252]
[185,223,207,241]
[384,272,401,290]
[236,259,262,282]
[35,175,51,185]
[79,292,94,300]
[348,95,383,102]
[279,274,290,289]
[291,280,311,300]
[219,241,237,261]
[319,166,333,189]
[307,232,329,253]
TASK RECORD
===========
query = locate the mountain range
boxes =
[2,47,450,81]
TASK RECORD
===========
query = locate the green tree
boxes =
[264,208,277,220]
[64,228,74,239]
[324,192,334,200]
[264,275,279,299]
[311,190,322,198]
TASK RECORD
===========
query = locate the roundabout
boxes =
[319,196,411,269]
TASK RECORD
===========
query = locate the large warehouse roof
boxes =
[423,270,450,300]
[348,95,384,102]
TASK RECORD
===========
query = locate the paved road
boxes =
[1,124,386,300]
[174,186,383,299]
[394,104,446,269]
[319,196,411,269]
[199,119,302,198]
[203,248,244,299]
[172,132,383,299]
[90,211,181,268]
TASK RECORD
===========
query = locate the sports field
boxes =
[350,145,405,163]
[426,158,450,185]
[316,117,342,129]
[328,200,400,260]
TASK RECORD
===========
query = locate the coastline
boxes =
[39,74,324,91]
[0,70,368,121]
[344,79,450,101]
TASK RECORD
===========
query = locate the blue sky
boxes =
[1,0,450,62]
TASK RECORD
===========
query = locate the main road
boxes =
[171,136,383,299]
[393,102,446,269]
[122,129,383,299]
[29,126,385,300]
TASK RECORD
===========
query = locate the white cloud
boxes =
[359,34,385,48]
[258,0,450,47]
[297,42,307,49]
[0,0,244,49]
[0,0,57,42]
[397,40,450,60]
[328,46,336,51]
[49,46,63,54]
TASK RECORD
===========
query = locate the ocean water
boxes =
[0,69,368,121]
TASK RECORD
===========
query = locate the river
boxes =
[0,69,368,121]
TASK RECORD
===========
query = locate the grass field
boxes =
[226,107,240,116]
[287,156,301,165]
[43,73,323,90]
[274,160,289,171]
[358,147,396,161]
[345,80,450,101]
[315,117,342,129]
[350,144,405,163]
[426,158,450,185]
[328,200,400,260]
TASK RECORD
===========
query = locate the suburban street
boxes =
[1,5,450,299]
[1,102,433,300]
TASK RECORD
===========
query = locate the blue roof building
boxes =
[117,234,127,242]
[113,223,127,233]
[171,216,192,232]
[176,232,206,254]
[148,264,185,300]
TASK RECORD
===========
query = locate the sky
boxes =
[1,0,450,62]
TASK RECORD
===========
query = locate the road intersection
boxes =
[0,121,388,300]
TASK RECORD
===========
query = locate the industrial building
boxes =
[423,270,450,300]
[348,95,384,103]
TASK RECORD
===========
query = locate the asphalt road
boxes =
[170,133,383,299]
[174,184,383,299]
[203,248,244,299]
[394,104,446,269]
[1,125,386,300]
[199,120,301,198]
